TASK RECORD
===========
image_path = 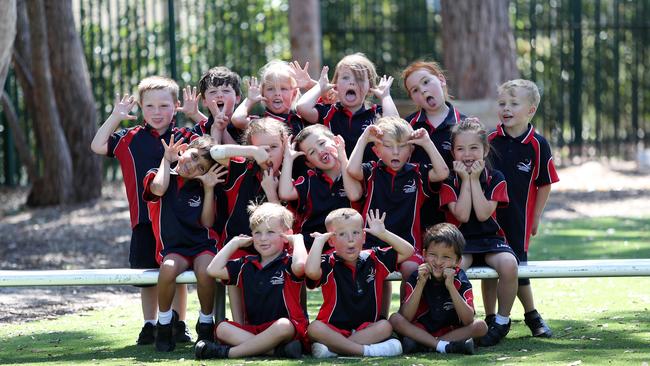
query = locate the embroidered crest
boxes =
[188,195,202,207]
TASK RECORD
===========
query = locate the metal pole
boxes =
[570,0,582,151]
[167,0,177,80]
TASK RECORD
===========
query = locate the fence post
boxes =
[570,0,582,152]
[167,0,177,81]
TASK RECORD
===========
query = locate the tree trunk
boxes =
[0,0,17,89]
[289,0,322,78]
[45,0,101,203]
[1,92,37,181]
[25,0,73,206]
[440,0,519,99]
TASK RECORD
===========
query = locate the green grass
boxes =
[1,217,649,365]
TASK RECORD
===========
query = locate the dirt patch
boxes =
[1,160,649,324]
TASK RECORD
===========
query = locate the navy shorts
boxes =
[465,238,519,267]
[129,223,159,288]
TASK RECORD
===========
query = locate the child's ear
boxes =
[528,105,537,116]
[438,76,447,87]
[235,95,241,104]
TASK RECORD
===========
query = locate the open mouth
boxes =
[344,90,357,103]
[426,96,437,108]
[216,102,225,109]
[320,153,331,164]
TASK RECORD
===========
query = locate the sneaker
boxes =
[524,310,553,338]
[273,339,303,359]
[136,323,156,345]
[174,320,192,343]
[484,314,496,327]
[401,336,426,354]
[195,321,215,343]
[478,320,511,347]
[366,338,403,357]
[195,340,230,359]
[311,342,337,358]
[445,338,475,355]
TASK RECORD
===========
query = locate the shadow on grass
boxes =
[2,310,648,365]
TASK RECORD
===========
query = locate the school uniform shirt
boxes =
[361,161,432,252]
[106,120,209,228]
[404,267,474,335]
[406,102,464,228]
[263,109,307,136]
[489,123,560,254]
[223,251,308,328]
[315,102,382,160]
[307,247,398,331]
[143,169,218,264]
[293,168,358,249]
[439,168,509,251]
[206,114,244,144]
[217,158,267,246]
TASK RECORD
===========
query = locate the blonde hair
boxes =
[332,53,378,90]
[241,117,289,145]
[324,208,363,230]
[137,76,179,105]
[401,60,448,99]
[375,116,414,143]
[258,60,300,109]
[293,124,335,152]
[248,202,294,231]
[498,79,541,108]
[451,117,490,154]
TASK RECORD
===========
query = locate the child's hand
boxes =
[334,135,346,158]
[208,100,229,131]
[176,86,200,119]
[363,124,384,144]
[469,160,485,179]
[443,267,456,288]
[453,161,470,181]
[283,135,305,162]
[197,164,227,188]
[310,231,334,245]
[231,235,253,248]
[281,233,304,248]
[111,93,138,121]
[321,88,338,105]
[408,128,433,148]
[290,61,315,90]
[252,146,271,167]
[417,262,433,282]
[370,75,394,100]
[246,77,266,105]
[161,135,185,163]
[364,209,387,237]
[261,167,279,193]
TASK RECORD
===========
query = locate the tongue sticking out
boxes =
[426,96,437,108]
[344,90,357,103]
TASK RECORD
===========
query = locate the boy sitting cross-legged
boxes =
[389,223,488,355]
[196,202,309,359]
[305,208,414,358]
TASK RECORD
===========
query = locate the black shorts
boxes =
[508,242,530,286]
[130,223,159,269]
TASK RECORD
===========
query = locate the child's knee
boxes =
[471,319,489,337]
[374,319,393,338]
[388,313,406,329]
[272,318,296,338]
[307,320,327,338]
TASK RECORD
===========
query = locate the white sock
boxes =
[198,311,214,324]
[158,309,173,325]
[144,319,156,326]
[363,339,402,357]
[436,340,449,353]
[495,314,510,325]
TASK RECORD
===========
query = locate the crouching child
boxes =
[389,223,488,354]
[196,202,309,359]
[305,208,414,358]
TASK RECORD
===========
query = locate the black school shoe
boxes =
[195,340,230,359]
[401,336,428,354]
[136,323,156,345]
[273,339,303,359]
[485,314,496,327]
[195,321,215,343]
[174,319,192,343]
[478,320,511,347]
[155,311,178,352]
[445,338,475,355]
[524,310,553,338]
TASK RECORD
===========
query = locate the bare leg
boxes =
[141,286,158,321]
[517,284,536,313]
[390,313,487,348]
[484,253,518,318]
[172,284,187,321]
[194,254,217,315]
[308,320,364,356]
[228,286,244,323]
[158,254,190,312]
[399,260,419,302]
[381,282,392,318]
[481,279,498,317]
[219,319,295,358]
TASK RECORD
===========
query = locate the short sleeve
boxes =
[314,103,332,124]
[374,247,398,274]
[535,136,560,187]
[223,258,246,286]
[454,269,475,309]
[306,254,333,289]
[439,174,459,209]
[486,170,509,207]
[361,161,376,182]
[293,172,312,206]
[106,128,129,158]
[142,168,160,202]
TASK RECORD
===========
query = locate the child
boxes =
[439,118,519,347]
[196,203,308,359]
[278,124,363,249]
[485,79,560,338]
[142,135,227,352]
[232,60,315,136]
[389,223,488,355]
[347,116,449,307]
[208,117,288,323]
[296,53,399,159]
[90,76,212,345]
[305,208,413,358]
[197,66,243,144]
[402,60,466,228]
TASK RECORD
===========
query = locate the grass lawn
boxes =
[1,217,649,366]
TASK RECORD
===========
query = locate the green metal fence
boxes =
[1,0,648,186]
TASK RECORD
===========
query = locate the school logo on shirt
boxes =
[188,195,202,207]
[403,179,417,194]
[270,271,285,285]
[443,301,455,311]
[441,141,452,151]
[366,267,376,283]
[517,159,532,173]
[336,188,347,198]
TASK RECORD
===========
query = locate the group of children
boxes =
[91,53,559,359]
